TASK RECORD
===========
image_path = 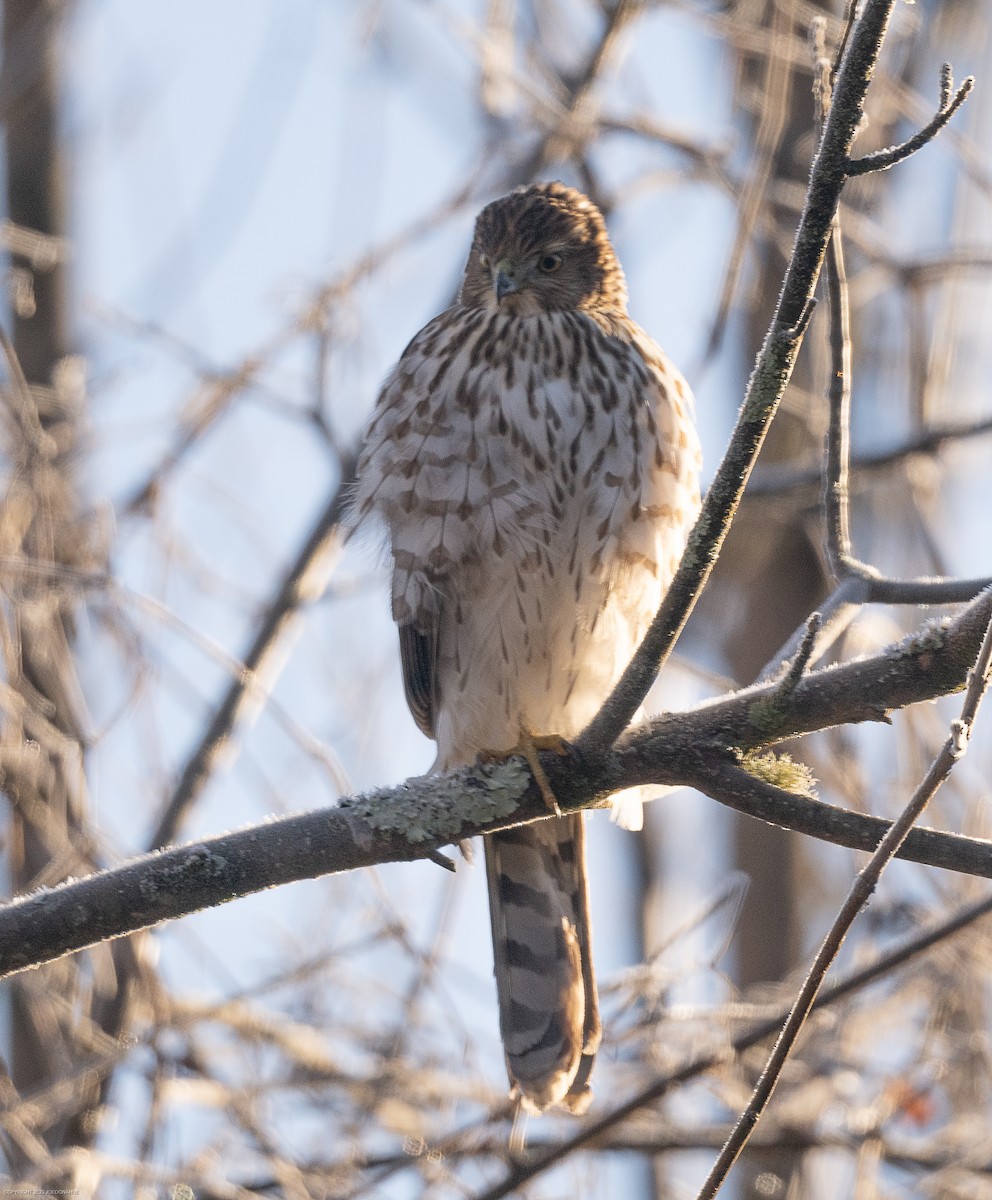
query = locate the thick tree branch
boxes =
[2,588,990,982]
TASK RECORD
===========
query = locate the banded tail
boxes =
[484,813,601,1112]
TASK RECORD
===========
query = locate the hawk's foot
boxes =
[478,730,570,816]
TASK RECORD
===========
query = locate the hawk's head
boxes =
[459,182,628,316]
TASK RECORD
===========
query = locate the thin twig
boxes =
[824,212,853,576]
[147,451,357,850]
[847,66,974,177]
[579,0,931,753]
[696,608,992,1198]
[819,209,989,607]
[468,889,992,1200]
[756,209,989,676]
[757,196,989,683]
[758,574,866,681]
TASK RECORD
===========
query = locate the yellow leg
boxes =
[479,730,569,815]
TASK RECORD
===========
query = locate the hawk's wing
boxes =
[398,619,438,740]
[352,312,461,745]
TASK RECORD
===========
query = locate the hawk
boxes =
[355,182,701,1113]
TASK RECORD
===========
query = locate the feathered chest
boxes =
[357,306,676,572]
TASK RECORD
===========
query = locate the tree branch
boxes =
[469,888,992,1200]
[824,212,853,575]
[847,64,974,177]
[757,183,989,684]
[2,588,990,982]
[577,0,973,753]
[147,450,357,851]
[683,759,992,879]
[697,598,992,1197]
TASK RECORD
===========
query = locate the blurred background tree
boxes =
[0,1,990,1197]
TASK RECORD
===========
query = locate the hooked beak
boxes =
[492,257,520,302]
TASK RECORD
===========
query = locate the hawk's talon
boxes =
[477,729,567,815]
[530,733,571,757]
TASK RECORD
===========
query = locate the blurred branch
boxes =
[13,1148,256,1200]
[703,0,797,359]
[469,888,992,1200]
[0,0,145,1163]
[598,112,733,182]
[120,355,262,516]
[410,1124,992,1180]
[698,593,992,1196]
[146,449,358,850]
[465,0,659,208]
[117,182,478,517]
[747,411,992,499]
[2,586,991,981]
[0,218,69,269]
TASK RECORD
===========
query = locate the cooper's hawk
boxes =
[355,182,701,1113]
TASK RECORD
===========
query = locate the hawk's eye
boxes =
[539,253,562,273]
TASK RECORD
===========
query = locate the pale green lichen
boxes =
[739,749,817,797]
[747,693,789,738]
[338,758,532,844]
[893,616,952,659]
[138,847,229,902]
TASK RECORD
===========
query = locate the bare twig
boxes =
[696,608,992,1197]
[468,888,992,1200]
[847,65,974,177]
[774,611,822,696]
[824,213,853,576]
[759,208,990,684]
[147,450,357,850]
[820,207,988,612]
[758,574,866,682]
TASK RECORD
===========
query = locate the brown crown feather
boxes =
[459,182,629,314]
